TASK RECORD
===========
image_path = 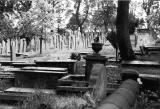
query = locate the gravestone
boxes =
[10,43,16,61]
[84,54,108,80]
[90,64,108,102]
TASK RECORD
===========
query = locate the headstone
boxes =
[90,64,108,103]
[106,65,120,83]
[10,42,16,61]
[84,54,108,80]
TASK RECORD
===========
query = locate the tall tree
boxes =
[116,0,135,60]
[142,0,160,38]
[67,0,89,34]
[91,0,116,32]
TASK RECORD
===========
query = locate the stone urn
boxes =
[92,42,103,54]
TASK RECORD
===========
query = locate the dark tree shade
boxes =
[116,0,136,60]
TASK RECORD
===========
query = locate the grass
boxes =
[20,92,89,109]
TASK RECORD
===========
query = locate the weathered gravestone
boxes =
[84,54,108,80]
[90,64,108,103]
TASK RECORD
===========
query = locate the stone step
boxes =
[56,86,93,92]
[57,86,116,94]
[0,87,55,102]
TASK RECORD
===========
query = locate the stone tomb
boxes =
[11,66,68,89]
[57,54,113,94]
[35,60,77,74]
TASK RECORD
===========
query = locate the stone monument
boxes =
[84,42,108,81]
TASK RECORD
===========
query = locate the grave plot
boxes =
[35,60,77,74]
[10,66,68,89]
[0,65,68,104]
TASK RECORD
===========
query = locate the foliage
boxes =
[128,12,139,35]
[67,14,79,31]
[70,52,81,60]
[57,28,67,35]
[0,0,32,15]
[91,0,117,32]
[106,30,118,49]
[66,0,90,33]
[0,14,18,40]
[142,0,160,33]
[146,2,160,32]
[0,0,33,42]
[142,0,155,16]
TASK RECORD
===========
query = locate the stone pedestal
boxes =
[84,54,108,81]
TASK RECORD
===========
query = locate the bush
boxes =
[70,52,81,61]
[106,30,118,49]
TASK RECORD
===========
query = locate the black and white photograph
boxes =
[0,0,159,109]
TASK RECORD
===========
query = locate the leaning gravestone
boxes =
[90,64,108,103]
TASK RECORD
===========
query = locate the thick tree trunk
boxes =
[116,0,135,60]
[26,37,32,52]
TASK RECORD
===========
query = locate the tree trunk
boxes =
[5,40,7,55]
[116,0,135,60]
[17,38,21,53]
[26,37,32,52]
[40,37,43,54]
[10,38,16,61]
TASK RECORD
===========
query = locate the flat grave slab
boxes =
[35,60,77,74]
[0,92,30,101]
[0,72,15,79]
[35,60,77,63]
[5,87,55,94]
[0,61,26,66]
[144,46,160,51]
[0,87,55,103]
[11,70,67,75]
[121,60,160,68]
[21,66,68,72]
[139,74,160,79]
[11,70,67,89]
[11,63,36,68]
